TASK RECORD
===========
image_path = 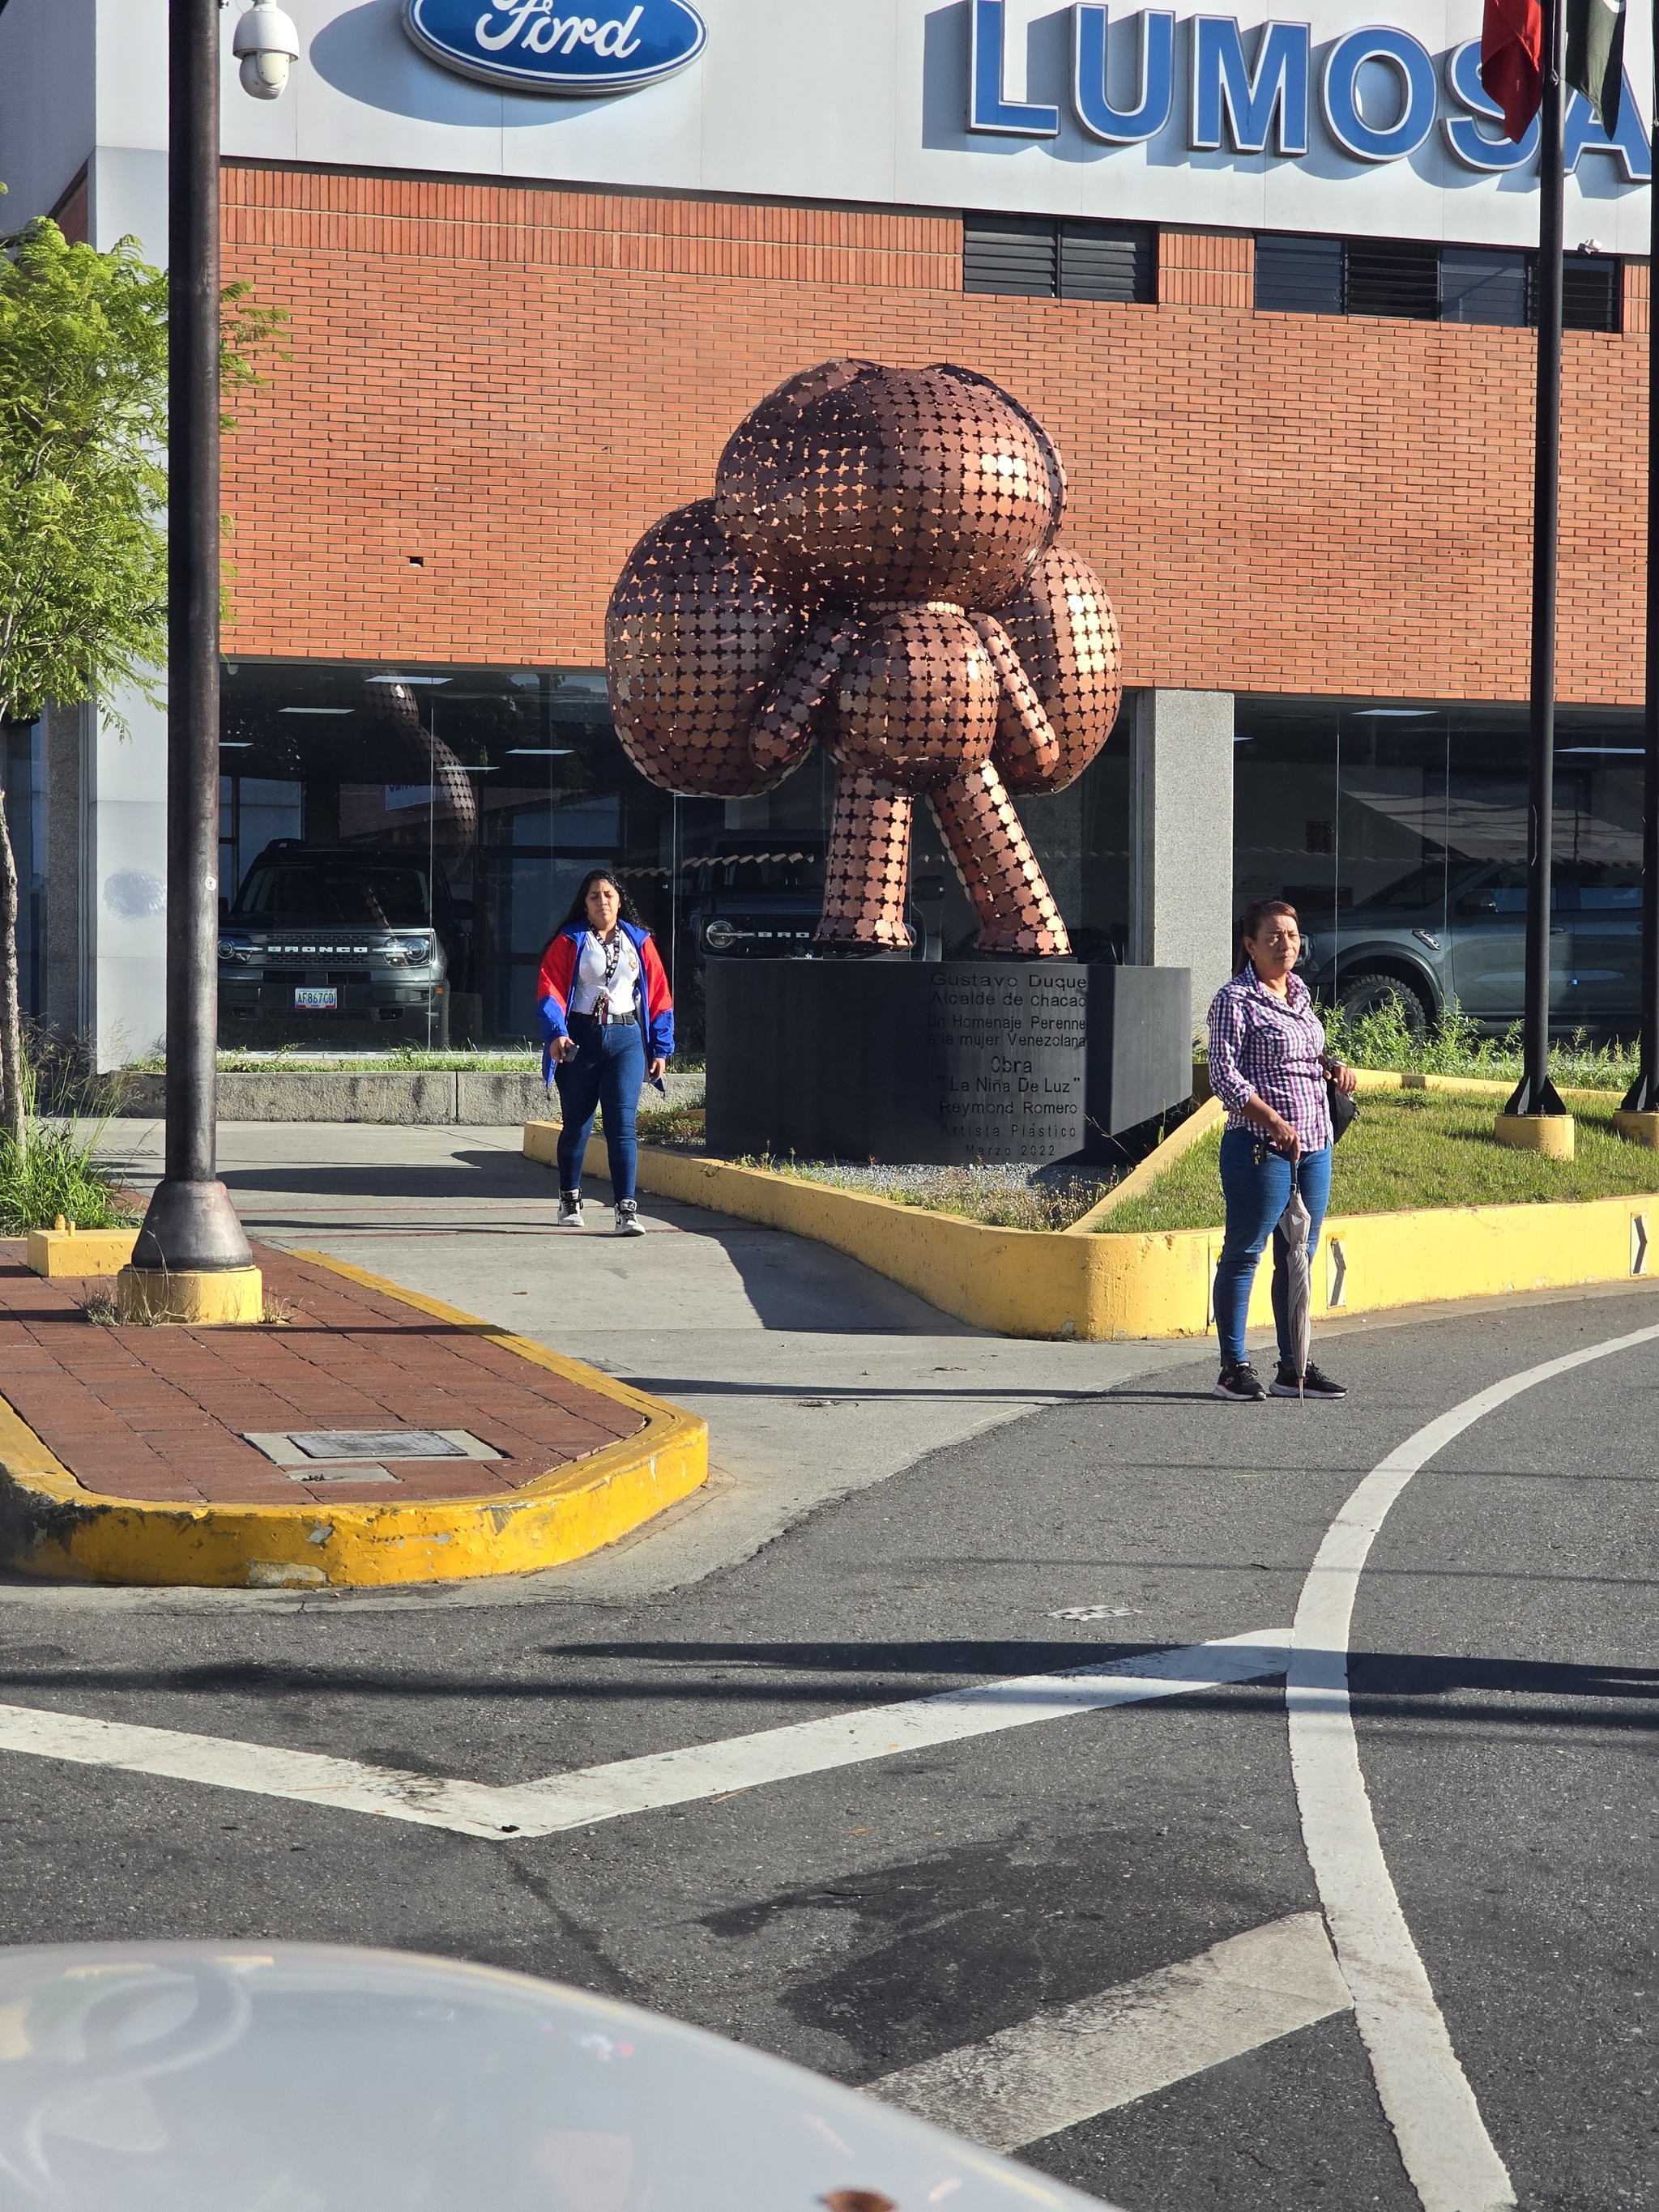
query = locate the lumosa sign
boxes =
[969,0,1650,178]
[401,0,706,94]
[262,4,1649,257]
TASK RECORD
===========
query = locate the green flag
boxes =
[1566,0,1625,133]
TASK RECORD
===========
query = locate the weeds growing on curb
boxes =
[632,1099,709,1149]
[0,1028,136,1235]
[82,1289,117,1326]
[130,1045,711,1076]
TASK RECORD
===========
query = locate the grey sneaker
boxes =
[615,1199,645,1238]
[557,1191,583,1228]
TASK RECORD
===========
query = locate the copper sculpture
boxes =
[606,360,1120,955]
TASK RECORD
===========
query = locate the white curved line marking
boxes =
[1288,1318,1659,2212]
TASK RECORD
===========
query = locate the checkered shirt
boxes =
[1206,967,1333,1151]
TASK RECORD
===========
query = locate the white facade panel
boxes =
[89,691,169,1070]
[198,0,1657,254]
[7,2,1651,250]
[90,145,168,259]
[0,0,96,222]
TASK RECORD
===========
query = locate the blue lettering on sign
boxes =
[1442,38,1536,170]
[1321,26,1436,163]
[1073,7,1175,143]
[970,4,1654,178]
[970,0,1062,134]
[1191,16,1310,156]
[1563,74,1651,179]
[401,0,706,96]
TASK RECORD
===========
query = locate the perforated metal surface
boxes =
[603,359,1123,951]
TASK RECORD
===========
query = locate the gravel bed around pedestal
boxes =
[727,1157,1120,1230]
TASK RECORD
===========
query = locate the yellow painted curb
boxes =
[0,1252,707,1588]
[522,1122,1659,1342]
[117,1265,265,1325]
[26,1226,140,1279]
[1064,1097,1226,1234]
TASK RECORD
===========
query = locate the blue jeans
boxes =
[553,1016,646,1204]
[1213,1128,1332,1370]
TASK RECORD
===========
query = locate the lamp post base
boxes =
[132,1177,255,1272]
[122,1177,262,1323]
[1613,1109,1659,1149]
[117,1265,264,1326]
[1494,1112,1576,1159]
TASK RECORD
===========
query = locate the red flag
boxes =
[1481,0,1546,141]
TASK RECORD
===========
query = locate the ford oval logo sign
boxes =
[402,0,706,96]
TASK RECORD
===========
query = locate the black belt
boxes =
[570,1008,638,1028]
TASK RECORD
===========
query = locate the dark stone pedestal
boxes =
[705,960,1192,1166]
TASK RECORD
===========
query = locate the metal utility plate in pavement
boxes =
[245,1430,502,1468]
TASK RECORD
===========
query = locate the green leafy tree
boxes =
[0,208,280,1153]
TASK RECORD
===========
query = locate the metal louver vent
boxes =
[1344,239,1439,321]
[1058,221,1155,303]
[1254,234,1343,313]
[1440,247,1529,326]
[964,214,1058,297]
[1560,256,1621,333]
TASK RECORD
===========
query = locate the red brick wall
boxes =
[220,162,1647,705]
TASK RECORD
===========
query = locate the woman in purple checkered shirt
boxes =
[1205,897,1358,1403]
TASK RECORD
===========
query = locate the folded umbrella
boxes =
[1274,1183,1313,1399]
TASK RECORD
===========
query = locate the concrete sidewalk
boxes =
[100,1119,1200,1601]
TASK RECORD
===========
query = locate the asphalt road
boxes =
[1,1136,1653,2211]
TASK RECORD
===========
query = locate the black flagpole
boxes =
[1507,0,1570,1123]
[1620,0,1659,1119]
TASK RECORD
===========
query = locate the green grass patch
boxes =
[1300,999,1637,1092]
[1102,1088,1659,1234]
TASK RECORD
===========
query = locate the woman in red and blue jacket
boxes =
[538,868,674,1236]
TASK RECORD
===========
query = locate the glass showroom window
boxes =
[1234,697,1644,1035]
[216,663,1137,1053]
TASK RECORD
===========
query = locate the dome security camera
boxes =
[232,2,301,99]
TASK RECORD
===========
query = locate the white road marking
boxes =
[0,1627,1290,1842]
[1288,1318,1659,2212]
[870,1911,1352,2151]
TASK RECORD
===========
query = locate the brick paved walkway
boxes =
[0,1245,645,1507]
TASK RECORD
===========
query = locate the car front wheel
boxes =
[1335,969,1433,1041]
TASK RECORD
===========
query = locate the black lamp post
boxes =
[1503,0,1570,1129]
[1619,0,1659,1124]
[128,0,257,1293]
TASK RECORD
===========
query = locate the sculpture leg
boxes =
[928,761,1071,957]
[813,770,914,950]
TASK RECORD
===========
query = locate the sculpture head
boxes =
[714,359,1064,610]
[604,360,1120,957]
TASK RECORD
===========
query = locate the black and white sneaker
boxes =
[1270,1362,1348,1400]
[556,1191,583,1228]
[615,1200,646,1238]
[1214,1362,1267,1402]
